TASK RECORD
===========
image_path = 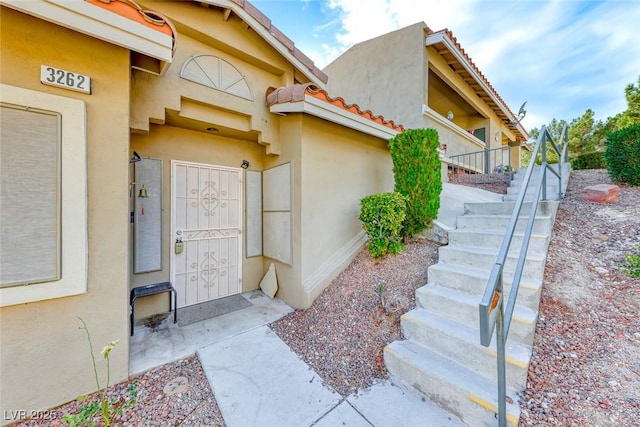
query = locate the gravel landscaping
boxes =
[12,169,638,427]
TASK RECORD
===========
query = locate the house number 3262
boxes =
[40,65,91,94]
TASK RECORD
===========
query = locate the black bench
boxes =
[130,282,177,336]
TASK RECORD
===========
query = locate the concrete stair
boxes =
[384,164,569,426]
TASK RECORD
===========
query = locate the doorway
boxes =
[171,161,242,308]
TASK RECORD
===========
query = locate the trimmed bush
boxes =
[605,124,640,186]
[571,151,606,170]
[359,192,407,258]
[388,128,442,237]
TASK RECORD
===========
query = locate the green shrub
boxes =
[389,128,442,237]
[605,124,640,186]
[571,151,606,170]
[359,192,407,258]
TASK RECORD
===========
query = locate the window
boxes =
[0,84,87,306]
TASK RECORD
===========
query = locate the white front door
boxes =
[171,161,242,308]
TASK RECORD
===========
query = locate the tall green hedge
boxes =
[359,192,407,258]
[605,124,640,186]
[571,151,606,170]
[388,128,442,237]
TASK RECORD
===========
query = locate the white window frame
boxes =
[0,84,87,306]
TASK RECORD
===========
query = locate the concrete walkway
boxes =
[129,183,502,426]
[198,324,467,427]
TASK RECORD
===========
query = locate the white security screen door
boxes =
[172,161,242,308]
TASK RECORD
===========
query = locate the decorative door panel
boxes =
[172,161,242,308]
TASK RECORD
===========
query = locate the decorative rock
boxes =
[581,184,619,203]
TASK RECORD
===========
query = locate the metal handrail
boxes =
[449,145,513,174]
[478,124,569,427]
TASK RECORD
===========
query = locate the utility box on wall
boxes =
[134,157,163,273]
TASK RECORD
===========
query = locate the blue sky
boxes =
[253,0,640,133]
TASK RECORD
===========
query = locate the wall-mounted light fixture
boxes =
[495,131,501,143]
[241,160,249,169]
[130,151,141,163]
[446,111,454,121]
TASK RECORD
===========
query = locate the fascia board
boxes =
[426,32,518,127]
[1,0,173,62]
[199,0,325,89]
[270,96,398,140]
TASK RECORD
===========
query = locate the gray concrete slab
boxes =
[347,379,468,427]
[129,290,293,374]
[313,401,373,427]
[198,325,342,427]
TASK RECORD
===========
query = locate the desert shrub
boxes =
[620,245,640,278]
[571,151,606,170]
[359,192,406,258]
[388,128,442,237]
[605,124,640,186]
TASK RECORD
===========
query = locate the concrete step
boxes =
[456,214,553,235]
[463,201,559,217]
[502,193,562,202]
[447,228,550,254]
[506,184,560,196]
[438,245,547,278]
[401,309,531,390]
[415,284,537,346]
[427,263,543,312]
[385,340,521,427]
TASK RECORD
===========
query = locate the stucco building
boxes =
[0,0,401,421]
[324,22,529,175]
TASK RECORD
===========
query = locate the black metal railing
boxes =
[478,124,569,427]
[449,145,513,175]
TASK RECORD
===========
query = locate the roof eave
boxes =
[426,31,527,140]
[269,96,399,140]
[1,0,174,63]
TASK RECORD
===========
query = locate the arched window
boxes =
[180,55,252,100]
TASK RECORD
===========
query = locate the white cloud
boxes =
[313,0,640,128]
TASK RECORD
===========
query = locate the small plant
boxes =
[62,317,138,427]
[375,282,401,314]
[359,192,407,258]
[620,245,640,278]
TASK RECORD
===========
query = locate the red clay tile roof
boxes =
[430,28,529,140]
[266,83,404,132]
[86,0,176,53]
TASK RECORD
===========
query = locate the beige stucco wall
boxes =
[0,7,130,421]
[261,115,304,307]
[130,125,266,318]
[300,116,394,305]
[258,113,395,309]
[324,22,427,129]
[325,22,518,161]
[131,1,307,153]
